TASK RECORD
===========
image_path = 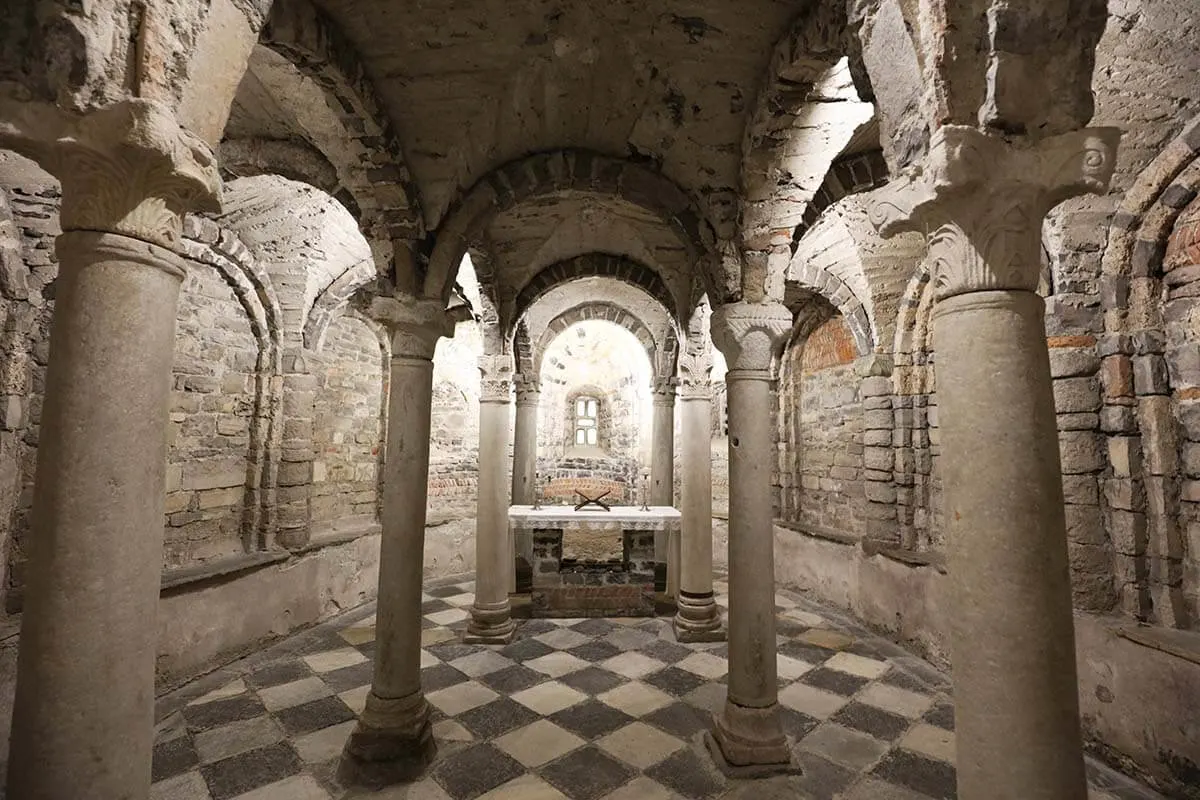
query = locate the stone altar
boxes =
[508,505,681,617]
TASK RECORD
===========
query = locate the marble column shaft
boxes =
[869,125,1121,800]
[708,302,793,769]
[2,99,221,800]
[674,362,724,642]
[467,356,517,644]
[340,298,452,787]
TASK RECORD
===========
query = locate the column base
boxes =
[338,691,436,789]
[707,700,798,777]
[673,593,725,643]
[465,601,517,644]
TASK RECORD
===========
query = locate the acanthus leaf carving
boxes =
[710,301,792,374]
[868,125,1120,300]
[1,98,221,249]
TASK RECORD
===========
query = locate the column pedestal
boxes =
[674,374,723,643]
[341,307,450,788]
[706,303,797,776]
[933,291,1086,799]
[7,232,188,800]
[467,360,516,644]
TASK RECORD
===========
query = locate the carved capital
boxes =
[359,294,454,359]
[651,376,678,404]
[513,373,541,406]
[710,302,792,374]
[479,355,514,403]
[0,99,221,248]
[678,348,714,399]
[868,125,1120,300]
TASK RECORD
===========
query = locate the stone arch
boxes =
[1097,117,1200,629]
[259,0,423,244]
[304,257,377,350]
[511,254,678,337]
[535,303,658,379]
[422,150,717,306]
[217,175,375,345]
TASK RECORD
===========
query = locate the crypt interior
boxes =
[0,0,1199,798]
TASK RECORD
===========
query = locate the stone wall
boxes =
[310,313,385,534]
[164,261,260,568]
[0,173,57,615]
[778,316,865,536]
[428,320,483,517]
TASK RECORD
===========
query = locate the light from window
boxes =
[575,396,598,446]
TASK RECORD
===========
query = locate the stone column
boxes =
[870,125,1121,800]
[674,346,724,643]
[2,100,221,800]
[650,377,677,593]
[510,377,540,592]
[340,296,454,787]
[467,355,517,644]
[276,348,316,549]
[707,302,795,774]
[511,376,540,504]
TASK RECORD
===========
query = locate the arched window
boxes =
[574,395,599,446]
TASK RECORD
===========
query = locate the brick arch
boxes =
[534,303,658,380]
[261,0,424,249]
[511,254,678,337]
[422,150,717,305]
[789,147,890,253]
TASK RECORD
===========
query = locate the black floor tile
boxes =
[151,736,198,783]
[183,695,268,732]
[478,664,548,694]
[640,640,695,665]
[778,706,821,740]
[570,618,619,637]
[432,742,526,800]
[275,696,356,736]
[540,746,637,800]
[872,748,958,799]
[832,702,911,741]
[880,668,932,693]
[423,598,454,614]
[646,747,726,799]
[800,667,871,696]
[199,742,302,800]
[567,640,623,663]
[643,702,709,740]
[244,660,311,690]
[456,697,541,740]
[428,585,470,598]
[643,666,707,697]
[422,663,471,692]
[792,750,858,798]
[514,619,559,636]
[321,661,376,693]
[550,699,635,740]
[559,666,627,696]
[426,641,482,663]
[777,640,838,665]
[499,637,556,663]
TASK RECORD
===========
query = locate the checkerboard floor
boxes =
[151,576,1165,800]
